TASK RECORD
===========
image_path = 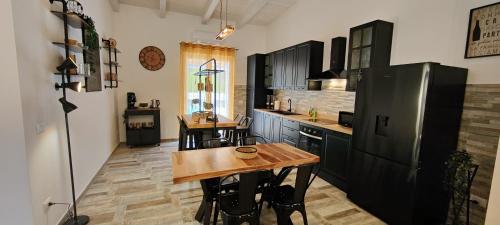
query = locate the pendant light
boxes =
[216,0,235,40]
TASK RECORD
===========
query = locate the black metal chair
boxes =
[234,117,254,145]
[215,171,261,225]
[238,135,284,212]
[271,164,319,225]
[195,138,239,225]
[177,115,195,150]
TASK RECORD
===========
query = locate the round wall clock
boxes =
[139,46,165,71]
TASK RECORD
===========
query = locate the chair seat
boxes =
[220,192,258,216]
[204,178,239,197]
[273,185,299,205]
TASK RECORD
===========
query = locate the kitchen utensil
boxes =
[273,100,280,110]
[139,102,148,108]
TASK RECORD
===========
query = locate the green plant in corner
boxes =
[444,150,473,225]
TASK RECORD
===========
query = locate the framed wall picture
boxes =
[465,2,500,58]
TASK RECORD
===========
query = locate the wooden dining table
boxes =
[172,143,320,184]
[181,114,239,129]
[172,143,320,224]
[180,114,239,148]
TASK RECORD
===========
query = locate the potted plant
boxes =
[444,150,475,225]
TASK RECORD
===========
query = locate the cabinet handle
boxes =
[357,70,363,82]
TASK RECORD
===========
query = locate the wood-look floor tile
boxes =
[77,142,385,225]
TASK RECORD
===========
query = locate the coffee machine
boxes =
[127,92,137,109]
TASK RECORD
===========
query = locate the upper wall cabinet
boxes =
[269,41,324,90]
[346,20,393,92]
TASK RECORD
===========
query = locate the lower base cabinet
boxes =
[320,130,351,191]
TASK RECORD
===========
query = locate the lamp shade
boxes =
[216,25,235,40]
[56,57,78,72]
[58,97,78,113]
[55,82,82,92]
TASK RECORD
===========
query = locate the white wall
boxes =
[0,0,34,224]
[113,5,267,140]
[10,0,119,224]
[486,138,500,224]
[266,0,500,84]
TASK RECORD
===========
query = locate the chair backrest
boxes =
[293,164,319,203]
[177,115,187,129]
[234,113,244,124]
[238,172,259,213]
[199,138,222,149]
[239,117,254,128]
[240,135,267,146]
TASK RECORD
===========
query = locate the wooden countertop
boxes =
[254,108,352,135]
[181,114,238,129]
[171,143,320,184]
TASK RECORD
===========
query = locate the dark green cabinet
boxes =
[271,115,282,143]
[263,113,272,142]
[283,47,296,89]
[294,43,310,90]
[272,50,285,89]
[320,130,351,191]
[252,110,264,137]
[346,20,393,92]
[269,41,323,90]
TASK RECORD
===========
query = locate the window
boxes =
[179,42,236,118]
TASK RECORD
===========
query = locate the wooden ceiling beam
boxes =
[159,0,167,18]
[201,0,220,24]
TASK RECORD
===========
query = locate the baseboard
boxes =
[56,143,121,225]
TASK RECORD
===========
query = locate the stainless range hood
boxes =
[308,37,347,80]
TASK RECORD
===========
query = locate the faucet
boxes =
[287,99,292,112]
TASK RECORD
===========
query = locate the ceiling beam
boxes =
[159,0,167,18]
[237,0,270,29]
[109,0,120,12]
[201,0,220,24]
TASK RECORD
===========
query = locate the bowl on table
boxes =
[234,146,258,159]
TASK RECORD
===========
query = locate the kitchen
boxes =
[4,0,500,225]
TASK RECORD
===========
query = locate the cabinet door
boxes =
[263,113,272,142]
[271,115,282,143]
[252,110,263,136]
[264,54,274,88]
[323,131,351,181]
[283,47,296,89]
[295,43,310,90]
[273,50,284,88]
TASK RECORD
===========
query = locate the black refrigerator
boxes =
[347,62,467,225]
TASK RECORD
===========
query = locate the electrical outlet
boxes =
[43,196,52,209]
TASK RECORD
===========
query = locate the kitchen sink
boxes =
[270,110,301,115]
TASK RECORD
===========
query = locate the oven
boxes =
[297,124,324,157]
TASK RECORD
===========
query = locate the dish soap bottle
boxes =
[308,107,317,120]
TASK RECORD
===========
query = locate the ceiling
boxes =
[111,0,297,27]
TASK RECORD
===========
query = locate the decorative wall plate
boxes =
[139,46,165,71]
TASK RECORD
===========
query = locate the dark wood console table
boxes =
[124,108,161,147]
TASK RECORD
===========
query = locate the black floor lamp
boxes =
[55,57,89,225]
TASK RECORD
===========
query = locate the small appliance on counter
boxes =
[266,95,275,109]
[338,111,353,128]
[150,99,160,108]
[127,92,137,109]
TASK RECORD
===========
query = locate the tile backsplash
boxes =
[274,80,356,118]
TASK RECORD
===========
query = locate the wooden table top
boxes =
[171,143,320,184]
[181,114,239,129]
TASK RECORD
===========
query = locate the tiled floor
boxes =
[77,141,385,225]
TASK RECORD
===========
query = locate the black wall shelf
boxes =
[50,11,90,29]
[102,39,120,89]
